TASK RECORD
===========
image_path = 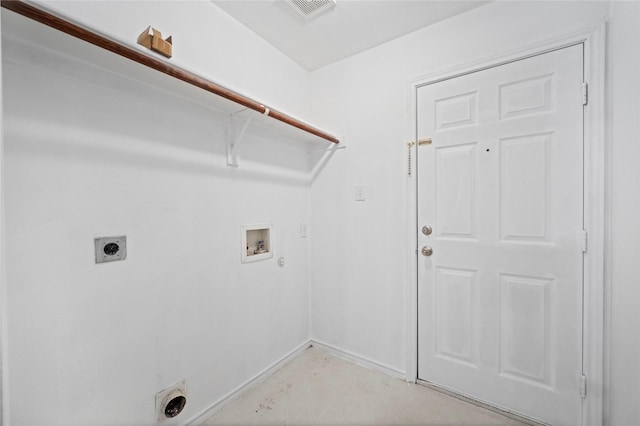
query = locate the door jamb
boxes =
[0,7,6,426]
[405,22,606,426]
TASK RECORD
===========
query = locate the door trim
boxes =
[405,22,605,426]
[0,7,6,426]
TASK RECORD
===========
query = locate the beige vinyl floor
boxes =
[202,346,529,425]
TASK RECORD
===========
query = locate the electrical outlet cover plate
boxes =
[95,236,127,263]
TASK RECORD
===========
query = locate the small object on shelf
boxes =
[137,26,172,58]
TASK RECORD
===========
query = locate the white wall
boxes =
[310,1,640,423]
[2,1,316,424]
[605,1,640,424]
[38,0,311,120]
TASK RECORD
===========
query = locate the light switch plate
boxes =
[95,236,127,263]
[355,185,367,201]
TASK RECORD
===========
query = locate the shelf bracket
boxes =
[226,107,269,167]
[310,136,345,183]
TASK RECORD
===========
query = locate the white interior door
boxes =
[417,45,584,425]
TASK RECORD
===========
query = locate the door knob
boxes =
[421,246,433,257]
[422,225,432,235]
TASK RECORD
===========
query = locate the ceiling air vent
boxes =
[287,0,336,20]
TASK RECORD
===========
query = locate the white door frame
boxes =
[405,22,605,426]
[0,7,6,426]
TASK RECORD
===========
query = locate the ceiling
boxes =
[211,1,490,71]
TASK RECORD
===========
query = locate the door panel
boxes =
[436,143,477,238]
[417,45,584,425]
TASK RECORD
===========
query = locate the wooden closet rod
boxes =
[1,0,340,144]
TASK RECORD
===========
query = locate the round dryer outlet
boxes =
[156,380,187,422]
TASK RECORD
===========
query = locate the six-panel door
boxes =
[417,44,584,425]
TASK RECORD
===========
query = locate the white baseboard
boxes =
[185,339,407,425]
[309,339,406,380]
[184,340,312,425]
